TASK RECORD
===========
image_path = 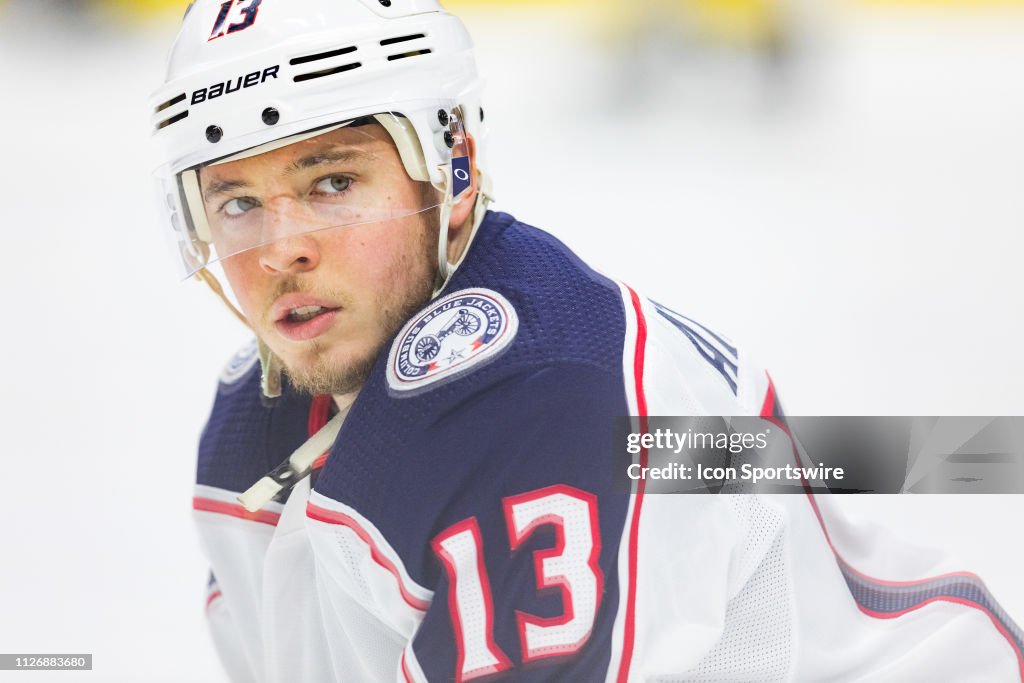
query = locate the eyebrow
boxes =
[202,178,251,202]
[201,147,376,203]
[286,147,374,174]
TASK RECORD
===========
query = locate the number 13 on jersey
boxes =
[431,485,603,681]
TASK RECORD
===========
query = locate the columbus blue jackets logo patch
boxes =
[387,289,518,394]
[219,338,259,386]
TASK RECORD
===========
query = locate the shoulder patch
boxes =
[219,338,259,386]
[386,288,518,395]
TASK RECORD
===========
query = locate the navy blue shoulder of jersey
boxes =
[196,357,313,496]
[314,211,630,586]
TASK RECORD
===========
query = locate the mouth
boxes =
[272,298,342,342]
[286,305,333,323]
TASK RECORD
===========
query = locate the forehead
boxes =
[200,123,402,184]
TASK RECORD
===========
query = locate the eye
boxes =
[313,175,352,195]
[223,196,260,217]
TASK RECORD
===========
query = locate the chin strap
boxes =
[433,168,493,297]
[195,267,284,400]
[258,339,283,400]
[195,267,249,327]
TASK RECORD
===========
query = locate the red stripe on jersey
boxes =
[306,501,431,612]
[308,394,332,435]
[616,284,649,683]
[205,589,222,609]
[759,372,777,418]
[192,496,281,526]
[400,650,414,683]
[308,394,333,469]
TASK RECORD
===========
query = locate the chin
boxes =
[283,342,377,397]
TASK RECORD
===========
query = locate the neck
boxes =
[332,391,358,414]
[446,214,473,266]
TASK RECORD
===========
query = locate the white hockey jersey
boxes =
[193,211,1023,682]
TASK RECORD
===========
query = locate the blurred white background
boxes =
[0,0,1022,680]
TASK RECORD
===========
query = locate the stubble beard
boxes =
[278,214,439,397]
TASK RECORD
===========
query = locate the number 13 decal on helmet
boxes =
[431,485,603,681]
[209,0,262,41]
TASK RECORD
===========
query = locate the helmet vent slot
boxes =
[155,93,186,113]
[380,33,425,46]
[293,61,363,83]
[157,110,189,130]
[289,46,357,66]
[387,49,432,62]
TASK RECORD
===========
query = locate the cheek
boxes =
[326,227,425,290]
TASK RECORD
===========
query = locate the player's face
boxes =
[199,124,439,396]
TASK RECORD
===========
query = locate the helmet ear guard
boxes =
[179,169,212,243]
[430,103,485,296]
[374,114,430,183]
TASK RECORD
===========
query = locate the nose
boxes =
[257,197,321,275]
[259,234,321,275]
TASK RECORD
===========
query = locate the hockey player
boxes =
[151,1,1024,681]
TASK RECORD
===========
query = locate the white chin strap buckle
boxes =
[237,407,347,512]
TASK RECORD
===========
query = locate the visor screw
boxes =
[437,109,450,127]
[378,0,391,6]
[262,107,280,125]
[205,125,223,143]
[444,130,455,148]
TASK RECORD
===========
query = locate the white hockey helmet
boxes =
[150,0,491,289]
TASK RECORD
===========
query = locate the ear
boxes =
[447,131,478,234]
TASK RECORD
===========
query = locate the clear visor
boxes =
[154,112,465,279]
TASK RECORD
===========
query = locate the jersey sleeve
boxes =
[625,294,1024,680]
[641,297,777,418]
[196,342,264,683]
[193,338,314,683]
[204,572,259,683]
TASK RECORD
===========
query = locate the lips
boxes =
[272,294,342,342]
